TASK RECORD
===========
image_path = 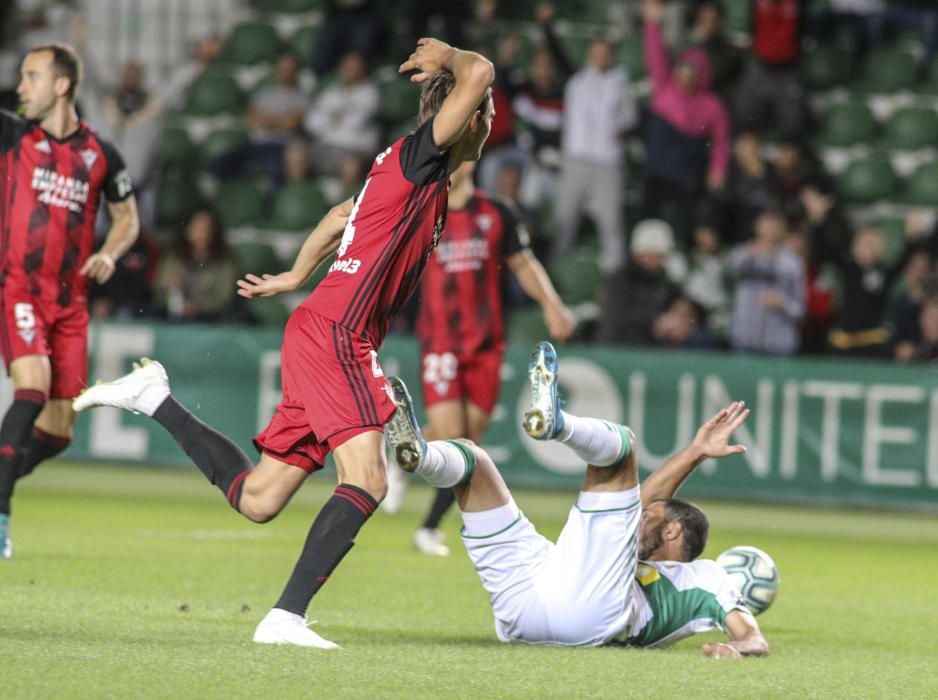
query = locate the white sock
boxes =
[460,499,520,538]
[556,412,630,467]
[416,440,476,488]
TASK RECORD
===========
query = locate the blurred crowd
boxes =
[2,0,938,363]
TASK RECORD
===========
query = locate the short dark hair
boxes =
[417,70,493,125]
[660,498,709,561]
[29,43,82,100]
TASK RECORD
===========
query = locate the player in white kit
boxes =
[385,342,769,658]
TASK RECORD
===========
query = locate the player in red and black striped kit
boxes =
[396,161,574,555]
[75,37,495,648]
[0,44,140,559]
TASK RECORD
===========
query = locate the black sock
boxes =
[275,483,378,616]
[152,396,253,509]
[17,427,71,479]
[0,390,47,515]
[422,487,456,529]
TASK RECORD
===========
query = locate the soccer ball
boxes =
[715,545,780,615]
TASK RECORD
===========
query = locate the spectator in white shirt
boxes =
[552,37,636,275]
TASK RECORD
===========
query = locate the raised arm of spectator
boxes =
[642,0,672,92]
[399,38,495,149]
[536,3,575,79]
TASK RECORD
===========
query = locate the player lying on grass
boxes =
[73,37,494,648]
[385,342,769,657]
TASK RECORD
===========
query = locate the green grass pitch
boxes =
[2,462,937,699]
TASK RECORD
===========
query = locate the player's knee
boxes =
[238,493,284,524]
[354,469,388,503]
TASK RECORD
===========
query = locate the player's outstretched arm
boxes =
[399,38,495,149]
[702,610,770,659]
[640,401,749,508]
[237,197,354,299]
[80,196,140,284]
[506,250,576,342]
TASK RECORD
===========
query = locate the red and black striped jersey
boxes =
[0,110,134,307]
[302,117,450,347]
[415,190,529,356]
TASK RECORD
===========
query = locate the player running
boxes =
[74,38,495,648]
[397,159,575,556]
[384,342,770,657]
[0,43,140,559]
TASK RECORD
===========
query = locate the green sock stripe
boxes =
[443,440,477,484]
[603,421,632,466]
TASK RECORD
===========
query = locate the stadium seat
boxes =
[182,72,244,116]
[234,241,282,276]
[156,126,194,169]
[837,154,898,203]
[815,101,876,147]
[289,25,317,59]
[198,127,251,170]
[873,217,907,265]
[264,0,322,13]
[506,307,549,345]
[881,107,938,150]
[215,179,267,228]
[801,47,851,90]
[267,182,329,230]
[852,48,917,93]
[379,79,422,125]
[618,37,645,80]
[548,249,601,305]
[221,22,282,66]
[901,161,938,205]
[248,297,292,326]
[155,174,204,227]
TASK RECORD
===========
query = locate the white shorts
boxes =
[461,486,642,646]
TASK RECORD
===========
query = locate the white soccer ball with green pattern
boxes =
[716,545,780,615]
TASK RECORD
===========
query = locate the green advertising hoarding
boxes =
[3,321,935,509]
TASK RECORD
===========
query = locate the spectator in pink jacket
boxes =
[639,0,730,247]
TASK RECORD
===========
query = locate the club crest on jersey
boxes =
[477,214,493,231]
[34,139,51,153]
[80,149,98,169]
[17,328,36,346]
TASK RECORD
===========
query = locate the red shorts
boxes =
[420,349,504,415]
[254,308,396,473]
[0,291,89,399]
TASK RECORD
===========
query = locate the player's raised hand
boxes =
[691,401,749,459]
[400,38,455,83]
[702,642,742,660]
[237,272,300,299]
[79,252,116,283]
[544,304,576,342]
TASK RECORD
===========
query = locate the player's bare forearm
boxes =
[237,198,353,298]
[640,402,749,507]
[508,250,575,341]
[708,609,769,658]
[80,197,140,284]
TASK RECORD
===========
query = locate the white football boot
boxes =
[72,358,170,416]
[413,527,449,557]
[523,341,564,440]
[253,608,339,649]
[384,377,426,473]
[0,514,11,560]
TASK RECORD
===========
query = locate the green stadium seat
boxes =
[872,217,907,265]
[723,0,751,36]
[215,179,267,227]
[815,101,876,147]
[881,107,938,150]
[506,307,549,346]
[289,25,317,59]
[901,161,938,205]
[852,48,917,93]
[248,297,292,326]
[183,72,244,116]
[233,241,282,276]
[221,22,282,66]
[801,47,851,90]
[549,249,601,305]
[837,154,898,203]
[379,78,422,125]
[155,174,204,227]
[266,0,321,13]
[267,182,329,230]
[618,37,644,80]
[156,126,194,169]
[198,127,251,169]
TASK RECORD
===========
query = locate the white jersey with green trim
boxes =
[612,559,749,648]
